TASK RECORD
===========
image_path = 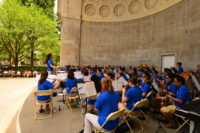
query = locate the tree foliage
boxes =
[0,0,60,70]
[20,0,55,19]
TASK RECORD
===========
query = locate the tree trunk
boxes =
[14,55,19,72]
[30,43,34,71]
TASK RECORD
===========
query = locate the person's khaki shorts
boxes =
[160,105,176,115]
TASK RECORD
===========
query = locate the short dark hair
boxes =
[128,77,138,85]
[175,75,185,85]
[177,62,182,66]
[67,70,75,79]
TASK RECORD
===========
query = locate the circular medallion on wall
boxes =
[129,0,141,15]
[114,4,125,16]
[99,5,110,17]
[85,4,96,16]
[145,0,159,9]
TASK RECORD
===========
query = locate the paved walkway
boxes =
[0,78,35,133]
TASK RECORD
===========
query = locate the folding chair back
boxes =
[145,90,154,99]
[70,87,78,94]
[122,99,150,133]
[65,87,80,112]
[34,90,53,120]
[133,99,149,109]
[97,109,126,133]
[106,108,126,121]
[34,90,53,96]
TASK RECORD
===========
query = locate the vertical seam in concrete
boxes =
[79,0,83,66]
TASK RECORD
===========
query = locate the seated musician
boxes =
[63,70,78,94]
[80,77,119,133]
[108,68,115,78]
[118,77,143,112]
[160,75,190,128]
[140,72,152,98]
[196,64,200,73]
[82,69,89,82]
[37,71,61,113]
[151,68,158,79]
[160,68,173,84]
[87,74,101,112]
[119,68,128,81]
[155,74,177,111]
[97,68,104,81]
[157,74,178,99]
[177,62,184,74]
[89,68,96,76]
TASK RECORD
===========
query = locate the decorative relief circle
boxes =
[85,4,96,16]
[99,5,110,17]
[145,0,159,9]
[129,0,141,15]
[114,4,125,16]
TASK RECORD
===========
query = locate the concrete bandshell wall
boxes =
[60,0,200,71]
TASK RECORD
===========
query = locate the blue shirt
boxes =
[178,67,184,73]
[174,85,190,108]
[122,73,128,81]
[98,73,104,81]
[47,60,54,71]
[63,78,78,94]
[37,80,54,101]
[196,69,200,73]
[125,86,143,110]
[142,83,151,95]
[161,76,166,81]
[90,72,96,76]
[95,91,119,130]
[152,74,158,79]
[168,83,178,95]
[111,72,115,77]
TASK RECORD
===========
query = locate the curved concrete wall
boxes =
[79,0,200,70]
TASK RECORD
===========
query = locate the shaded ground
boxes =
[19,91,180,133]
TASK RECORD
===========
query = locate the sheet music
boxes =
[77,82,97,98]
[74,71,83,79]
[57,73,66,80]
[118,77,128,86]
[57,71,66,73]
[191,75,200,91]
[152,80,160,92]
[35,75,57,85]
[77,83,86,94]
[126,74,130,79]
[85,82,97,97]
[83,76,90,82]
[112,80,123,91]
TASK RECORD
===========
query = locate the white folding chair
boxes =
[93,109,126,133]
[65,87,80,112]
[34,90,53,120]
[121,99,150,133]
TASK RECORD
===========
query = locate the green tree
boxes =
[20,0,55,19]
[0,0,59,71]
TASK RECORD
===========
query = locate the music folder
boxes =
[112,80,123,92]
[118,77,128,86]
[77,82,97,98]
[57,73,66,80]
[152,80,160,92]
[191,75,200,91]
[74,71,83,79]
